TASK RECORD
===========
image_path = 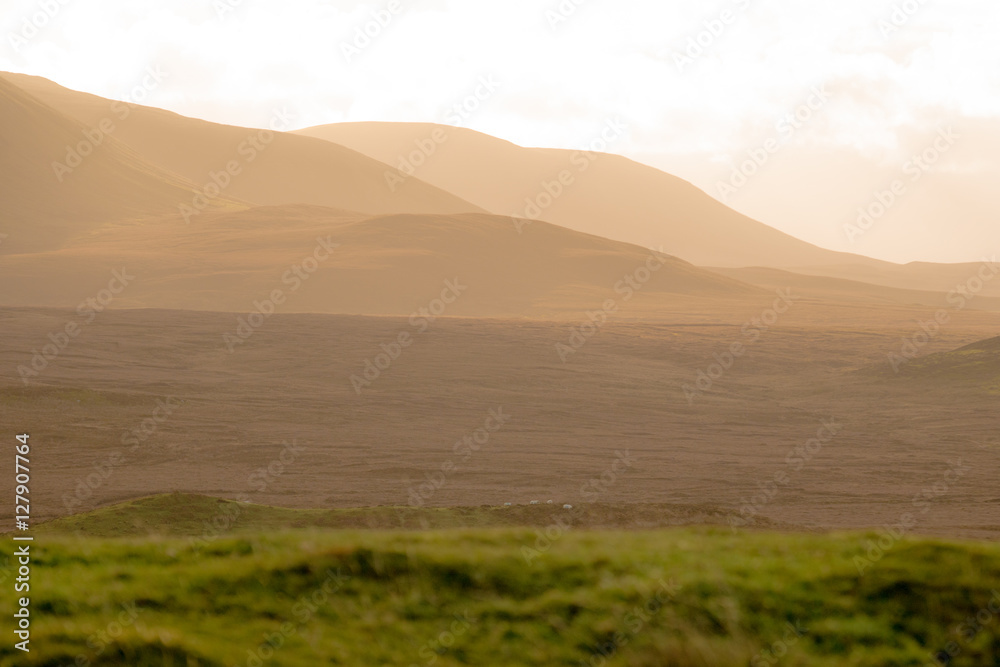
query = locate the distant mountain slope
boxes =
[1,73,484,218]
[0,204,762,317]
[784,261,1000,300]
[293,121,889,269]
[712,266,1000,312]
[296,122,1000,298]
[0,76,238,254]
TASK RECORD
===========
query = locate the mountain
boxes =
[295,121,1000,299]
[648,135,1000,265]
[292,121,888,269]
[781,260,1000,300]
[712,266,1000,312]
[0,76,237,255]
[0,204,762,317]
[5,74,995,312]
[0,73,483,219]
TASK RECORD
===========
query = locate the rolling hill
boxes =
[3,74,995,313]
[886,335,1000,388]
[0,203,762,316]
[0,72,483,218]
[711,266,1000,312]
[293,121,884,269]
[0,76,240,254]
[296,121,1000,298]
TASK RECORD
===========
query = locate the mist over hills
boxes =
[1,72,484,220]
[2,72,998,316]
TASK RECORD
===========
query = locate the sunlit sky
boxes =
[3,0,998,263]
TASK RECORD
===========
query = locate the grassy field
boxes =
[31,493,777,537]
[3,496,1000,666]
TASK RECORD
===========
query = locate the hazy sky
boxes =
[2,0,997,262]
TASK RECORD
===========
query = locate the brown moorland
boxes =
[3,304,997,539]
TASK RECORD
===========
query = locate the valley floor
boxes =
[2,305,998,538]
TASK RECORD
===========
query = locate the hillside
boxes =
[294,121,886,269]
[885,335,1000,388]
[296,122,1000,299]
[0,204,762,316]
[0,76,240,254]
[712,266,1000,312]
[0,73,483,218]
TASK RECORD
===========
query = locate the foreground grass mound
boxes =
[3,526,1000,666]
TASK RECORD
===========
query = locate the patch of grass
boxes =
[3,498,1000,665]
[31,493,776,538]
[893,336,1000,385]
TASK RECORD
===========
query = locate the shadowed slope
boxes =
[0,76,239,254]
[294,121,887,269]
[297,122,1000,298]
[888,335,1000,387]
[0,204,762,316]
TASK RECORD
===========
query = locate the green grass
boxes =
[32,493,773,538]
[893,336,1000,386]
[4,497,1000,666]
